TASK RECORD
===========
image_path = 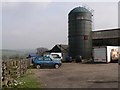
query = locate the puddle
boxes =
[87,80,119,83]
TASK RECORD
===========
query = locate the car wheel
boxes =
[36,65,41,69]
[55,64,59,69]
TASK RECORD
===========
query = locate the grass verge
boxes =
[14,69,43,88]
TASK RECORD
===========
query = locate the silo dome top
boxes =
[69,7,91,14]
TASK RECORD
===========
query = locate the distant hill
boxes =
[18,49,37,53]
[1,49,37,58]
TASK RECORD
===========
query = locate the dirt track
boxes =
[32,63,118,88]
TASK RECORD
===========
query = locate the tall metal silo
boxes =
[68,6,93,60]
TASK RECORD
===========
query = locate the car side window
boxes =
[52,54,61,58]
[38,57,43,60]
[44,57,51,61]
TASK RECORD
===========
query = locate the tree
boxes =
[36,47,49,56]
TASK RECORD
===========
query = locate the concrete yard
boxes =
[32,63,118,88]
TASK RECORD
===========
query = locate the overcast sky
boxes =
[1,1,119,50]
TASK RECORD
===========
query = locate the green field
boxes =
[15,69,43,88]
[1,49,36,59]
[3,69,43,89]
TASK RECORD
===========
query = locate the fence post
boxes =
[20,59,22,77]
[0,59,2,89]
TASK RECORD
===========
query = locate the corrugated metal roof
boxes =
[92,28,120,39]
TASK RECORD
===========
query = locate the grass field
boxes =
[2,49,27,57]
[3,69,42,89]
[14,69,43,88]
[1,49,36,59]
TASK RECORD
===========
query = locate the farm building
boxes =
[27,53,38,58]
[92,28,120,46]
[46,44,69,61]
[48,28,119,60]
[49,44,68,53]
[34,28,119,61]
[54,28,119,49]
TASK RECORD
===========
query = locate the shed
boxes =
[47,44,69,61]
[50,44,68,52]
[27,53,38,58]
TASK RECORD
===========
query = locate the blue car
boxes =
[33,56,62,69]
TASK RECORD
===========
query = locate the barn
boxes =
[92,28,120,46]
[47,44,69,61]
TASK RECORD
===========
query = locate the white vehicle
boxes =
[50,53,62,59]
[93,46,120,63]
[43,52,62,60]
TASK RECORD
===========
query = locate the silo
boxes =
[68,6,93,60]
